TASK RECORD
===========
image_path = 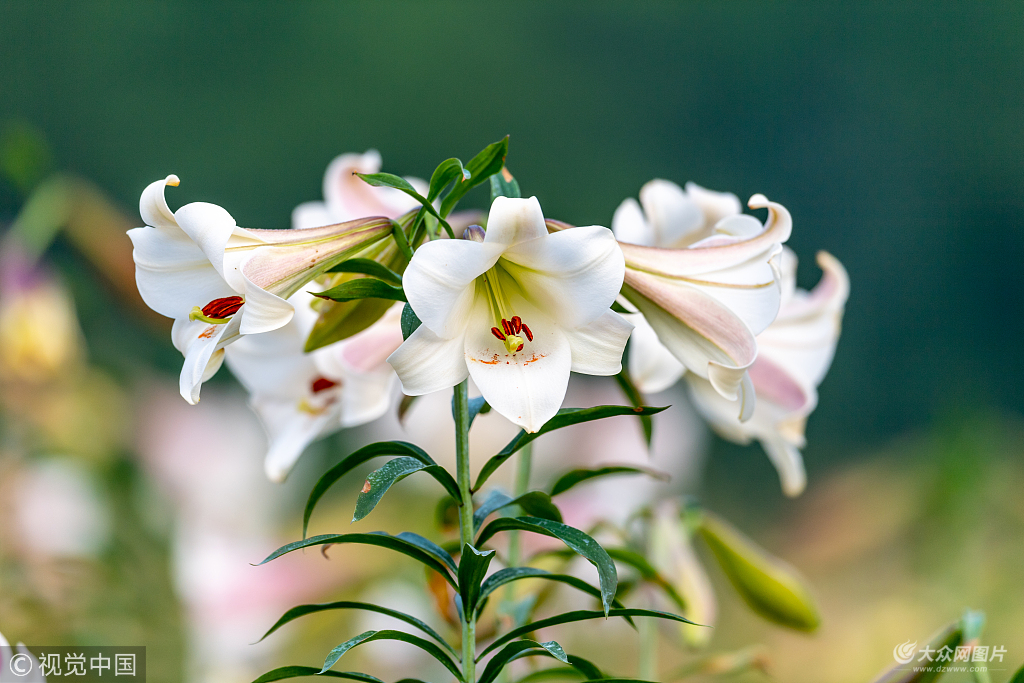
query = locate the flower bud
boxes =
[462,225,486,242]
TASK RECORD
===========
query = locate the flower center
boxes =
[189,296,244,324]
[482,268,533,354]
[311,376,339,393]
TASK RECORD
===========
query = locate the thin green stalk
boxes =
[638,614,658,680]
[498,444,532,683]
[453,380,476,683]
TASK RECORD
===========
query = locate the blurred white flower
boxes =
[128,175,393,404]
[225,293,403,482]
[614,181,792,420]
[390,196,631,432]
[686,249,849,496]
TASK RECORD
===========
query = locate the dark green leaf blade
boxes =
[479,608,697,660]
[439,136,509,218]
[614,368,653,447]
[477,567,631,623]
[252,666,382,683]
[352,457,460,523]
[313,278,406,303]
[325,258,402,285]
[473,491,562,529]
[355,172,453,239]
[549,465,670,497]
[489,167,522,201]
[457,543,495,619]
[428,157,469,202]
[258,532,457,588]
[400,302,422,340]
[475,516,616,615]
[258,601,456,656]
[394,531,459,574]
[478,640,568,683]
[321,630,461,679]
[473,405,669,490]
[303,441,436,538]
[606,547,687,612]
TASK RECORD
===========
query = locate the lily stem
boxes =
[498,443,532,683]
[453,380,476,683]
[638,600,659,679]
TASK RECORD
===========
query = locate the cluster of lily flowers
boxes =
[129,148,848,496]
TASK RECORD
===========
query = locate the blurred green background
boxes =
[1,3,1023,682]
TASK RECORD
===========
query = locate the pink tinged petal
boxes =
[639,178,705,247]
[322,303,404,374]
[128,225,235,320]
[402,239,504,338]
[563,310,633,376]
[624,313,686,394]
[618,194,792,276]
[484,196,549,246]
[501,225,625,329]
[387,324,469,395]
[171,316,239,404]
[139,175,179,229]
[463,302,572,433]
[321,150,423,220]
[748,355,814,414]
[761,434,807,497]
[611,197,654,246]
[684,181,742,228]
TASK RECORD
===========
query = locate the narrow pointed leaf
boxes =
[439,136,509,218]
[258,532,457,588]
[473,491,562,529]
[478,640,568,683]
[477,567,631,623]
[314,278,406,303]
[457,543,495,618]
[400,302,422,340]
[480,608,697,660]
[258,601,455,656]
[428,157,470,202]
[549,465,670,497]
[511,654,605,683]
[614,368,653,447]
[698,511,820,632]
[606,547,687,611]
[356,172,454,238]
[352,457,460,523]
[326,258,403,285]
[252,666,382,683]
[490,168,522,201]
[474,406,668,490]
[391,218,415,258]
[304,441,438,538]
[321,630,461,679]
[394,531,459,574]
[475,516,616,615]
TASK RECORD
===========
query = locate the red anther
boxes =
[491,327,506,341]
[511,316,522,333]
[202,296,245,319]
[521,324,533,342]
[501,318,512,336]
[311,377,339,393]
[516,343,524,352]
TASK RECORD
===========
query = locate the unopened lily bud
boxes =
[462,225,485,242]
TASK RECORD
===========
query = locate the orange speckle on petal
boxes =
[198,326,217,339]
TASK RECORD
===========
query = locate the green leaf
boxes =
[512,668,585,683]
[512,654,605,683]
[303,441,437,538]
[251,666,382,683]
[356,172,454,239]
[439,136,509,218]
[428,157,470,202]
[452,394,491,428]
[479,608,696,660]
[314,278,406,303]
[258,532,457,588]
[258,601,456,656]
[605,547,687,612]
[698,511,820,632]
[1010,662,1024,683]
[400,302,422,340]
[325,258,403,285]
[549,465,670,496]
[473,490,563,529]
[475,516,616,615]
[478,640,568,683]
[393,531,459,574]
[391,218,415,258]
[352,457,460,523]
[473,405,669,490]
[321,630,462,679]
[457,543,495,618]
[490,167,522,201]
[613,368,653,447]
[477,567,631,622]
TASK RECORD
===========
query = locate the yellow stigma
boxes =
[482,267,532,354]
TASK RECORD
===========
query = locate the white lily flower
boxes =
[292,149,426,228]
[686,249,849,496]
[388,196,631,432]
[225,292,403,482]
[613,180,792,419]
[129,175,393,405]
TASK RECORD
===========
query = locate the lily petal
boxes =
[171,316,240,404]
[684,181,742,228]
[484,196,549,246]
[502,225,625,329]
[173,201,240,284]
[238,275,294,335]
[611,197,654,246]
[255,397,338,483]
[387,323,469,395]
[624,313,686,395]
[139,175,180,229]
[562,310,633,376]
[322,150,424,220]
[762,434,807,497]
[291,200,335,231]
[639,179,705,247]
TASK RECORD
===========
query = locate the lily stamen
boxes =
[189,296,245,325]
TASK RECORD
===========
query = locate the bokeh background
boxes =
[1,3,1022,683]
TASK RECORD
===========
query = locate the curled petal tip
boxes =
[166,174,180,187]
[747,193,768,209]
